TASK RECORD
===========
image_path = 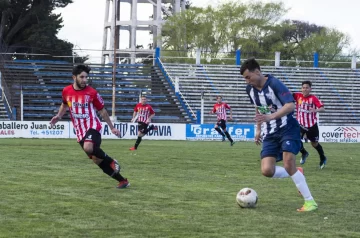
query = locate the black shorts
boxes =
[216,119,227,130]
[300,123,319,142]
[138,122,148,133]
[79,128,102,149]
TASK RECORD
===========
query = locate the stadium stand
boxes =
[0,60,189,123]
[1,59,360,125]
[161,63,360,125]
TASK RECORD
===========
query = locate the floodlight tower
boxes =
[102,0,186,64]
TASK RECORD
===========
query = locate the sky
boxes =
[54,0,360,62]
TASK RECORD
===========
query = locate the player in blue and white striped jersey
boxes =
[240,58,318,212]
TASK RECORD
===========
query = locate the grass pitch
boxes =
[0,139,359,237]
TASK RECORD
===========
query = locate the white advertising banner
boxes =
[69,122,186,140]
[0,121,69,138]
[1,121,359,143]
[319,126,360,143]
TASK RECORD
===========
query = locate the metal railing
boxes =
[0,71,13,119]
[157,59,197,120]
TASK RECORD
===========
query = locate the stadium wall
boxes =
[0,121,359,143]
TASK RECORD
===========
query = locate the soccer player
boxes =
[210,96,235,145]
[50,65,130,189]
[240,58,317,212]
[129,95,157,151]
[293,81,327,169]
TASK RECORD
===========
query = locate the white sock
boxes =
[272,166,290,178]
[291,170,313,201]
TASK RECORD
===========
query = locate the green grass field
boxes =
[0,139,359,238]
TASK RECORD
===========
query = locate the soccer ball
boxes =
[236,188,258,208]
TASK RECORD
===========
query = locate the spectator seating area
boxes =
[1,59,360,126]
[0,60,189,123]
[162,63,360,125]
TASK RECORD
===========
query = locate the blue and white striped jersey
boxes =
[246,75,296,136]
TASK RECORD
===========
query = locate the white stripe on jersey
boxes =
[250,86,288,136]
[216,105,227,121]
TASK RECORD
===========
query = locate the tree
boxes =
[162,1,288,63]
[0,0,87,62]
[161,1,353,66]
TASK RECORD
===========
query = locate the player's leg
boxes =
[146,124,158,133]
[221,120,234,145]
[261,136,289,178]
[299,127,309,164]
[281,126,317,211]
[214,121,226,141]
[81,130,129,188]
[308,124,327,169]
[130,122,146,150]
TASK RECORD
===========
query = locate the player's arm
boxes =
[226,104,233,120]
[98,108,115,129]
[293,93,298,103]
[311,96,325,113]
[146,107,155,123]
[255,79,295,123]
[210,105,215,114]
[50,100,68,125]
[131,104,138,123]
[311,106,325,113]
[131,111,137,123]
[94,92,120,136]
[254,103,295,124]
[254,108,262,145]
[98,108,120,137]
[269,103,295,120]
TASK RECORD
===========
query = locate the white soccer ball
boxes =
[236,188,258,208]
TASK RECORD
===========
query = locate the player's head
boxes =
[216,96,222,103]
[240,58,262,86]
[301,80,312,97]
[72,65,91,89]
[141,95,147,104]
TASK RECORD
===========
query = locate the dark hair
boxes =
[302,80,312,87]
[141,95,147,98]
[72,65,91,76]
[216,96,222,99]
[240,58,261,75]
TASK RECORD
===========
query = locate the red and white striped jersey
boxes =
[134,103,155,123]
[212,103,231,121]
[62,85,103,142]
[293,92,324,128]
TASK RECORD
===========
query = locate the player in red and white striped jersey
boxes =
[210,96,234,145]
[129,95,156,150]
[50,65,130,188]
[293,81,327,169]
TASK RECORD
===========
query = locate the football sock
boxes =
[314,143,326,160]
[98,160,125,182]
[300,141,308,154]
[148,124,155,131]
[92,147,114,163]
[143,125,154,135]
[215,128,225,136]
[135,136,142,149]
[224,131,233,143]
[272,166,290,178]
[291,170,313,201]
[113,173,126,182]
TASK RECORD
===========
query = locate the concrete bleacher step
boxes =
[0,61,190,123]
[153,66,195,123]
[163,63,360,125]
[0,102,9,120]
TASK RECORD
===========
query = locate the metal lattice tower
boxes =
[102,0,186,64]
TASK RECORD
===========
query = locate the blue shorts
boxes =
[261,122,301,159]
